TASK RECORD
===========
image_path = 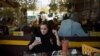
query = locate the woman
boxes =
[28,22,61,56]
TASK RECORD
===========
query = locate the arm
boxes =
[55,35,61,46]
[29,42,36,50]
[52,30,61,46]
[28,35,41,50]
[29,40,41,50]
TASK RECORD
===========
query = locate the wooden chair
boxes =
[82,44,100,56]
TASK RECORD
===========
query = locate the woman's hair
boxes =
[40,21,52,33]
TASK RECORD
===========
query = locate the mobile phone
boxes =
[35,37,41,42]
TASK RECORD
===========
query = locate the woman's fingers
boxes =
[52,30,58,35]
[34,40,42,45]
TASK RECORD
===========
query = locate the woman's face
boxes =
[40,24,48,35]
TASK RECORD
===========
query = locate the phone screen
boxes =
[35,37,41,42]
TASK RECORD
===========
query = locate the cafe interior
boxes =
[0,0,100,56]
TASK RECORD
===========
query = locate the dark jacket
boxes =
[28,31,61,53]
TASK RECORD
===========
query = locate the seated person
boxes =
[28,22,61,56]
[58,13,88,37]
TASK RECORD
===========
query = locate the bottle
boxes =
[62,39,69,56]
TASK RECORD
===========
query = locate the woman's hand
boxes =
[52,29,61,46]
[52,29,58,37]
[29,40,42,50]
[32,40,42,46]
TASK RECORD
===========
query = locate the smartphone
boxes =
[35,37,41,42]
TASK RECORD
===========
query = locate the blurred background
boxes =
[0,0,100,36]
[0,0,100,56]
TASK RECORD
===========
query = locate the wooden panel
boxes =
[0,40,100,47]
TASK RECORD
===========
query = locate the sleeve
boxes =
[51,34,61,50]
[28,34,35,45]
[26,34,35,52]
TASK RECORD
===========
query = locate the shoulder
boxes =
[73,21,81,26]
[61,19,69,24]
